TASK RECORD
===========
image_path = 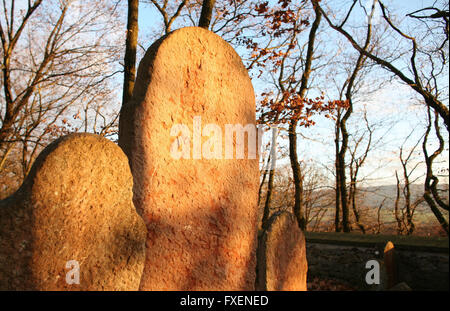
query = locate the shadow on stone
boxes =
[0,133,147,290]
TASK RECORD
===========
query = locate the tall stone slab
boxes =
[0,133,147,290]
[256,212,308,291]
[119,27,259,290]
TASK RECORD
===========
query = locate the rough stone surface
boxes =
[257,212,308,291]
[0,133,147,290]
[119,27,259,290]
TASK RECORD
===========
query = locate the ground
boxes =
[304,232,449,291]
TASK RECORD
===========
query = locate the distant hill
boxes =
[354,183,449,212]
[310,183,448,235]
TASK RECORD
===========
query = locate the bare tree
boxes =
[286,0,322,230]
[1,0,124,182]
[316,1,449,131]
[394,130,426,235]
[333,0,375,233]
[259,11,306,228]
[261,127,280,229]
[257,1,348,231]
[373,198,386,234]
[253,1,316,232]
[302,163,332,231]
[394,171,402,234]
[347,112,374,234]
[423,106,449,235]
[334,107,342,232]
[0,0,44,146]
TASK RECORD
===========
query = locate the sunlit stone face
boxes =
[119,27,259,290]
[0,133,147,290]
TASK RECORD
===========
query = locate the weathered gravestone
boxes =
[383,241,398,289]
[0,133,147,290]
[256,212,307,291]
[119,27,259,290]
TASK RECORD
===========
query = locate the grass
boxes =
[305,231,449,253]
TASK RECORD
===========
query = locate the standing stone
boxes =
[0,133,147,290]
[383,241,398,289]
[256,212,307,291]
[119,27,259,290]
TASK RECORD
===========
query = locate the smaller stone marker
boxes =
[0,133,147,290]
[256,212,307,291]
[383,241,398,289]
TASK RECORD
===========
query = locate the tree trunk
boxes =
[258,154,270,207]
[338,143,350,232]
[262,128,278,229]
[402,166,414,235]
[350,177,365,233]
[422,108,449,235]
[198,0,216,29]
[337,105,351,233]
[334,112,341,232]
[289,121,306,230]
[122,0,139,107]
[119,0,139,156]
[336,3,373,232]
[394,171,403,234]
[424,192,449,235]
[288,2,322,231]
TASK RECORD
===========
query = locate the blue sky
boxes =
[132,0,449,187]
